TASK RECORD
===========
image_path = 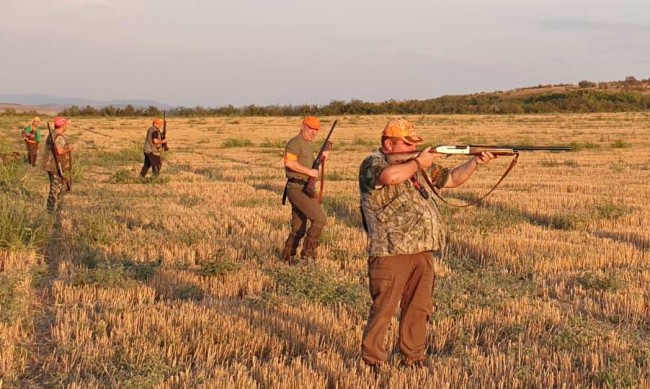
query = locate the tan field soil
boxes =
[0,113,648,388]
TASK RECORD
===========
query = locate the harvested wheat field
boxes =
[1,113,649,388]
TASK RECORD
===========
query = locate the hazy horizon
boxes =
[2,0,649,107]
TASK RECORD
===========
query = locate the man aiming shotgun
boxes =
[358,118,570,370]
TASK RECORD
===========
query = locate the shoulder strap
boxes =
[420,153,519,208]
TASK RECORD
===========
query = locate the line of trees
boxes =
[55,89,650,117]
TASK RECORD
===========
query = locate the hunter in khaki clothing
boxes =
[43,116,73,213]
[359,118,496,368]
[140,118,167,177]
[22,117,41,166]
[280,116,329,264]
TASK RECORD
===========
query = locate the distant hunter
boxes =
[22,116,41,166]
[140,117,168,178]
[44,116,73,213]
[280,116,331,264]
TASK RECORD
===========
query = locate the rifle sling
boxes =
[318,158,326,204]
[419,153,519,208]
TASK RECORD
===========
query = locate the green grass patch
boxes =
[0,161,52,251]
[222,138,254,148]
[563,159,579,167]
[109,169,169,184]
[352,137,375,146]
[547,212,588,230]
[595,201,629,220]
[95,146,143,165]
[195,254,241,277]
[270,263,367,314]
[233,198,273,207]
[71,256,159,288]
[260,139,286,148]
[178,195,202,207]
[540,158,560,167]
[324,170,349,181]
[193,167,223,181]
[569,141,601,151]
[0,275,22,323]
[0,199,51,251]
[575,272,623,292]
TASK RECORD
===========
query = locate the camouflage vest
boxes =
[359,150,450,257]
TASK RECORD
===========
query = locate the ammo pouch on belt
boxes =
[281,177,308,205]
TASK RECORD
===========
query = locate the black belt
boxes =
[287,177,307,185]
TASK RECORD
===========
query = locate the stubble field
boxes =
[0,113,648,388]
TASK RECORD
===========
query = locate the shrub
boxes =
[222,138,253,148]
[611,139,629,149]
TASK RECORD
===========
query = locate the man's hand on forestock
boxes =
[307,168,319,178]
[473,151,496,165]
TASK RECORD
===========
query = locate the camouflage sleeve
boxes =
[429,163,450,189]
[359,154,387,194]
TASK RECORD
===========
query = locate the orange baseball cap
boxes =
[152,118,163,126]
[302,116,320,130]
[382,118,423,145]
[53,116,69,128]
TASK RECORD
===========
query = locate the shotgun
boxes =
[303,119,337,200]
[161,110,169,151]
[386,144,571,207]
[385,145,571,164]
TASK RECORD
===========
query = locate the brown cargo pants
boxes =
[281,186,327,261]
[140,152,161,177]
[361,251,437,365]
[25,141,38,166]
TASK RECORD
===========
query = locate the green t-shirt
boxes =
[284,134,314,187]
[23,125,41,142]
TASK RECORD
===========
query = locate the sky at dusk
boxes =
[2,0,649,107]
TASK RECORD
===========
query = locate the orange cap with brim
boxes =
[152,118,163,126]
[302,116,320,130]
[382,118,423,145]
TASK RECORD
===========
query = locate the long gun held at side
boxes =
[46,122,72,192]
[386,144,571,164]
[161,110,169,151]
[303,119,338,199]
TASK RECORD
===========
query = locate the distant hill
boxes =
[0,103,59,116]
[0,94,171,113]
[493,77,650,97]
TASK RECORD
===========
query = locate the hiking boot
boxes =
[301,236,319,261]
[281,234,302,263]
